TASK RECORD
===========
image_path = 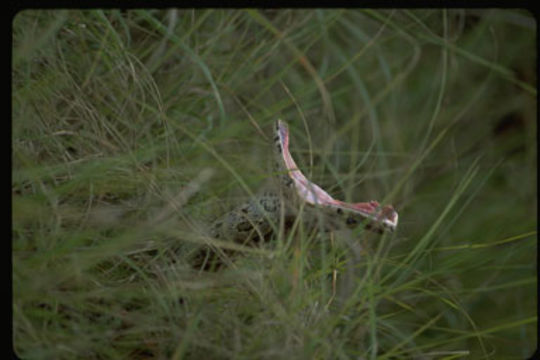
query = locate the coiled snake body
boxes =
[209,120,398,243]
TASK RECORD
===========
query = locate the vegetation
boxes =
[13,9,536,359]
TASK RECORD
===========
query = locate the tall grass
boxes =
[13,9,536,359]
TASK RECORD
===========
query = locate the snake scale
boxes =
[208,120,398,244]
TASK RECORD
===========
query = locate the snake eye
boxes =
[336,208,343,215]
[346,216,357,226]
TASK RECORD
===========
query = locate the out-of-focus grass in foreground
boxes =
[13,9,536,359]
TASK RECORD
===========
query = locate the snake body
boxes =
[209,120,398,243]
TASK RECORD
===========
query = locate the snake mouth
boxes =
[333,201,399,232]
[276,119,398,232]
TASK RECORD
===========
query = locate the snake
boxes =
[208,120,398,244]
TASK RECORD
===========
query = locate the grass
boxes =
[12,9,536,359]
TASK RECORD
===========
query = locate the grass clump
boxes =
[13,9,536,359]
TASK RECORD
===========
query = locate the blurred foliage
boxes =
[13,9,536,359]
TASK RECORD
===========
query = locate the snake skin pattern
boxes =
[208,120,398,244]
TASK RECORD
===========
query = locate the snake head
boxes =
[340,202,398,233]
[376,205,399,232]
